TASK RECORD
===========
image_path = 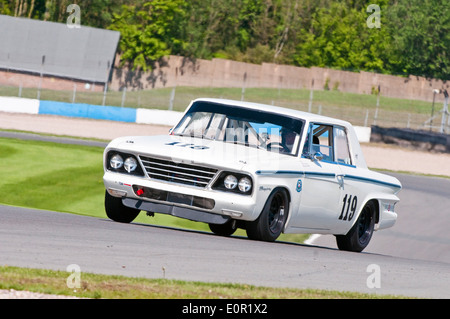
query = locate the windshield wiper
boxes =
[174,132,213,140]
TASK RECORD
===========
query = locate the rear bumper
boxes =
[375,203,397,230]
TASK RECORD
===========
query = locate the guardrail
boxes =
[371,125,450,153]
[0,95,374,143]
[0,96,182,126]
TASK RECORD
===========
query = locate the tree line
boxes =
[1,0,449,80]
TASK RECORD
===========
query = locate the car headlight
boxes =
[213,172,253,195]
[110,154,123,169]
[107,152,144,176]
[124,157,138,173]
[224,175,238,190]
[238,177,252,193]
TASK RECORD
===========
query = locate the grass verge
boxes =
[0,136,309,243]
[0,266,408,299]
[0,135,421,299]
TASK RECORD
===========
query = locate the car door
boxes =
[291,123,344,233]
[333,125,367,234]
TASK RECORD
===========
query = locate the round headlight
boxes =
[124,157,138,173]
[224,175,238,189]
[110,154,123,169]
[238,177,252,193]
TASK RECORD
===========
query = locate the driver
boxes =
[280,128,296,153]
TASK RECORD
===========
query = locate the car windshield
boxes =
[172,101,304,155]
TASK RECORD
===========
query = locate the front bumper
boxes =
[103,171,260,224]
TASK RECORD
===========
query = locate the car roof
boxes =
[189,98,367,169]
[192,98,352,127]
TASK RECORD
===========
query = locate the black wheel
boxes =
[209,220,237,237]
[336,201,376,252]
[246,188,289,242]
[104,190,140,223]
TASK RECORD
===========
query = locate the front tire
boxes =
[336,201,376,252]
[105,191,140,223]
[209,220,237,237]
[246,188,289,242]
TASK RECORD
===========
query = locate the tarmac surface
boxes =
[1,112,449,298]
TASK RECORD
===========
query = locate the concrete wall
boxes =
[0,69,104,92]
[111,55,449,103]
[2,54,448,103]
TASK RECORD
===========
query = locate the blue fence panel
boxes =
[38,100,137,123]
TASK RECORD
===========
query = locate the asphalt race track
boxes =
[1,204,449,299]
[0,132,449,298]
[312,172,450,264]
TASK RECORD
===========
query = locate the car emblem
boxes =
[296,179,302,192]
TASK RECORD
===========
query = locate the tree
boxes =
[109,0,187,71]
[1,0,448,80]
[292,1,393,73]
[386,0,450,80]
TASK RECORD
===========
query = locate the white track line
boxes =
[304,234,321,245]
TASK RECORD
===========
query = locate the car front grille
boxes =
[139,156,218,188]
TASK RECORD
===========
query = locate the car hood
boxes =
[106,134,293,173]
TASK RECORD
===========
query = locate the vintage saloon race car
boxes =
[103,98,401,252]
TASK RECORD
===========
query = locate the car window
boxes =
[172,101,304,156]
[302,123,335,162]
[302,124,334,161]
[334,126,352,165]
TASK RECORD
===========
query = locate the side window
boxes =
[302,124,334,162]
[334,127,352,165]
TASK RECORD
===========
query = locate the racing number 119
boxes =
[339,194,357,221]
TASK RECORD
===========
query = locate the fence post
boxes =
[37,55,45,100]
[121,86,127,107]
[241,72,247,101]
[308,79,314,113]
[441,90,449,133]
[72,83,77,103]
[102,84,107,106]
[373,85,380,125]
[169,87,176,111]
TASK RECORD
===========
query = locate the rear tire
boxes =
[246,188,289,242]
[336,201,376,252]
[105,191,140,223]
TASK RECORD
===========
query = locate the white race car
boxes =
[103,98,401,252]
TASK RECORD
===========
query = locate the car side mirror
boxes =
[312,152,324,161]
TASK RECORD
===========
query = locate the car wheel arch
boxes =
[348,197,380,232]
[246,186,291,241]
[336,199,378,252]
[271,186,291,214]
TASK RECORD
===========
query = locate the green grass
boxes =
[1,136,419,299]
[1,136,388,298]
[0,136,308,243]
[0,266,408,299]
[0,138,104,216]
[0,85,431,112]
